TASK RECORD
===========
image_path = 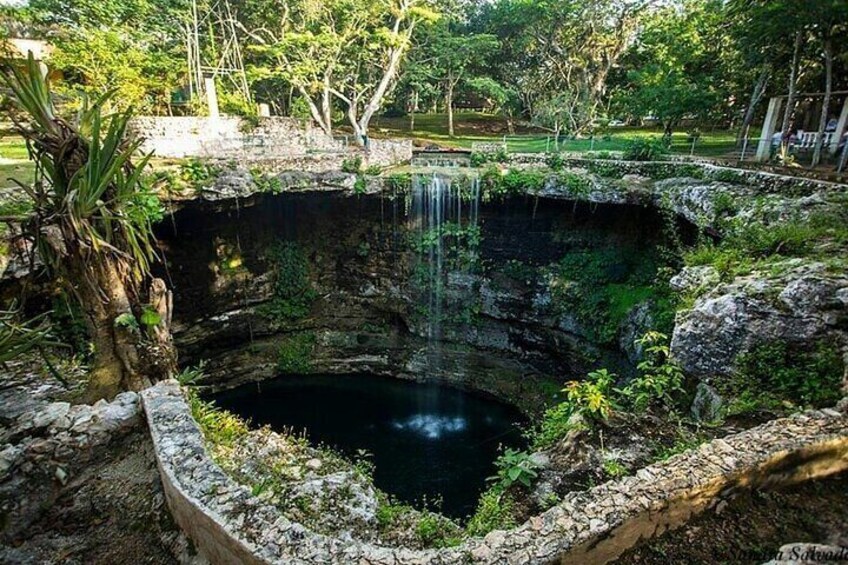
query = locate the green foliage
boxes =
[385,172,412,192]
[176,362,207,386]
[259,241,317,323]
[354,176,367,194]
[563,369,616,422]
[114,313,139,331]
[250,168,284,194]
[470,146,509,167]
[548,245,665,344]
[529,401,580,450]
[623,137,669,161]
[618,331,685,413]
[491,448,539,490]
[555,170,591,196]
[685,210,848,280]
[415,512,463,548]
[734,340,843,408]
[187,389,249,448]
[602,457,628,478]
[341,155,363,174]
[0,308,55,364]
[179,159,221,191]
[465,488,517,537]
[480,166,547,200]
[276,332,316,373]
[140,305,162,328]
[545,152,566,170]
[363,165,382,176]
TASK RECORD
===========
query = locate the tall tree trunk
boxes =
[737,67,770,146]
[298,85,332,136]
[812,38,833,167]
[780,30,803,147]
[321,75,333,137]
[64,246,176,401]
[409,89,418,131]
[446,82,455,138]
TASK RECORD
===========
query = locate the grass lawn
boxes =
[368,111,740,157]
[0,136,33,190]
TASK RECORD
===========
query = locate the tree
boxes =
[613,0,725,139]
[243,0,367,136]
[1,55,177,400]
[27,0,188,114]
[330,0,439,144]
[478,0,651,134]
[410,16,498,136]
[808,0,848,167]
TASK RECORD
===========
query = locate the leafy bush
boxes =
[545,152,566,170]
[187,390,249,447]
[471,146,509,167]
[623,137,668,161]
[734,339,843,408]
[363,165,382,176]
[563,368,616,422]
[259,241,317,323]
[619,331,685,413]
[384,172,412,192]
[481,167,547,200]
[277,332,316,373]
[492,448,539,489]
[530,401,581,450]
[465,488,517,537]
[415,512,463,548]
[341,155,363,174]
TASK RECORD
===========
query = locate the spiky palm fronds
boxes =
[0,308,53,364]
[1,52,157,288]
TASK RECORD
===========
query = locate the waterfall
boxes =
[410,173,481,345]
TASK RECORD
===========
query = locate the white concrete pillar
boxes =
[204,77,219,118]
[258,103,270,117]
[756,97,783,162]
[829,98,848,155]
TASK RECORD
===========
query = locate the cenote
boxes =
[210,373,527,519]
[160,174,696,522]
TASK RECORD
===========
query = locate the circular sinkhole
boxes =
[210,373,528,519]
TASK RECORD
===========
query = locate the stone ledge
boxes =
[142,380,848,564]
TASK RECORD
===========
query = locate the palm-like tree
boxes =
[1,53,176,400]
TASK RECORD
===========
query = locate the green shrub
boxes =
[530,401,580,450]
[276,332,316,373]
[187,390,249,447]
[545,152,566,170]
[623,137,668,162]
[415,512,463,548]
[465,488,517,537]
[734,339,843,408]
[363,164,382,176]
[259,241,317,323]
[341,155,363,174]
[384,172,412,192]
[602,457,628,478]
[492,448,539,489]
[563,368,616,422]
[618,331,685,413]
[481,167,547,200]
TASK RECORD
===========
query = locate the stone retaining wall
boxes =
[129,116,412,170]
[142,380,848,565]
[509,154,846,194]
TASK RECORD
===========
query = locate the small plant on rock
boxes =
[563,368,616,422]
[619,331,685,413]
[492,448,539,490]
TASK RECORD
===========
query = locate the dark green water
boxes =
[211,374,527,519]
